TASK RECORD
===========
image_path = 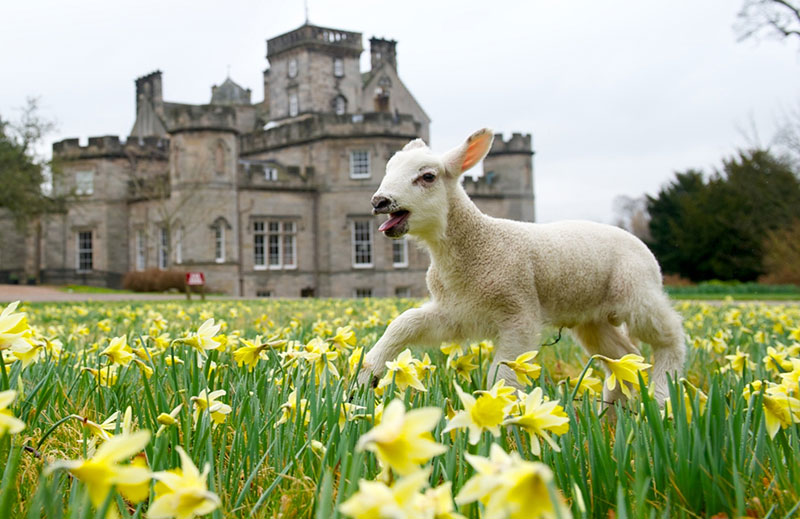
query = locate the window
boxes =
[392,237,408,268]
[255,220,296,269]
[215,225,225,263]
[158,226,169,269]
[256,290,272,298]
[289,93,299,117]
[77,231,93,272]
[265,167,278,181]
[333,57,344,77]
[352,220,373,268]
[135,229,146,271]
[354,288,372,298]
[288,58,298,78]
[334,96,346,116]
[349,150,370,179]
[395,286,411,298]
[75,171,94,195]
[174,227,183,264]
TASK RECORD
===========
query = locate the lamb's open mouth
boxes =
[378,210,410,233]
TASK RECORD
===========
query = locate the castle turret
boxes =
[464,132,535,222]
[265,24,363,120]
[131,71,167,138]
[369,38,397,71]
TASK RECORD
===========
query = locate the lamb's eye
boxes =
[422,173,436,183]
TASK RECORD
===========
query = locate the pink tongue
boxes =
[379,213,407,232]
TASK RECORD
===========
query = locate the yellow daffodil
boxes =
[0,301,33,356]
[356,399,446,475]
[191,389,232,426]
[156,404,184,436]
[149,446,221,519]
[422,481,467,519]
[456,443,571,519]
[348,346,365,375]
[504,387,569,456]
[0,390,25,437]
[763,346,792,374]
[330,325,357,351]
[763,391,800,439]
[233,336,269,371]
[443,381,513,444]
[593,354,652,398]
[724,348,755,376]
[46,431,152,509]
[447,352,479,383]
[380,349,425,392]
[339,468,430,519]
[100,335,134,367]
[301,337,340,380]
[779,358,800,394]
[567,367,604,397]
[664,380,707,424]
[500,350,542,386]
[275,389,309,427]
[183,319,221,355]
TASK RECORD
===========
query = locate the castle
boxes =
[0,23,534,297]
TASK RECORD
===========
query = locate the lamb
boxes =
[358,128,685,405]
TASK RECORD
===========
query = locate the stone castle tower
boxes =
[0,23,534,297]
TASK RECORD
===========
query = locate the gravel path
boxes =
[0,284,201,303]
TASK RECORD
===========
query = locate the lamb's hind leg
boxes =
[627,292,685,405]
[572,321,641,407]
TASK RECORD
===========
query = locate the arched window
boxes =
[333,95,347,116]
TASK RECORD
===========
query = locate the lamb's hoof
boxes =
[371,375,379,389]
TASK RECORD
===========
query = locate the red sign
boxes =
[185,272,205,286]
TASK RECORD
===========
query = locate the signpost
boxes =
[185,272,206,300]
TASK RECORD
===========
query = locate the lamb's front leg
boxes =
[487,323,541,391]
[358,302,450,386]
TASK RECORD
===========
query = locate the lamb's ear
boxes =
[402,138,428,151]
[441,128,494,176]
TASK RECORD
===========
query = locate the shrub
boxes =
[761,219,800,285]
[122,269,187,292]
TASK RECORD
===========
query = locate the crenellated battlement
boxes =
[488,132,533,156]
[239,112,420,155]
[163,103,238,134]
[53,135,169,160]
[267,24,363,58]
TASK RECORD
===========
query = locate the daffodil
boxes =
[81,365,118,387]
[664,380,707,424]
[762,391,800,439]
[779,358,800,394]
[46,430,152,509]
[348,346,365,374]
[567,367,604,396]
[191,389,231,426]
[356,399,446,475]
[593,353,652,398]
[443,381,513,444]
[100,335,135,367]
[500,350,542,386]
[330,325,357,351]
[339,468,430,519]
[0,390,25,437]
[0,301,33,355]
[275,389,310,427]
[183,319,221,355]
[504,387,569,455]
[232,336,269,371]
[447,352,479,383]
[300,337,340,380]
[724,348,755,376]
[156,404,184,436]
[149,446,221,519]
[456,443,571,519]
[763,346,793,374]
[380,349,425,392]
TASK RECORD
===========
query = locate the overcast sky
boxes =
[1,0,797,223]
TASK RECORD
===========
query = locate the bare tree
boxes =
[736,0,800,47]
[613,195,651,241]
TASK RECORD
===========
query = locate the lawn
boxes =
[1,298,799,518]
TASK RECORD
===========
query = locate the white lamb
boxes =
[358,128,685,405]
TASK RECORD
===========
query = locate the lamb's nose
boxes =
[371,195,391,212]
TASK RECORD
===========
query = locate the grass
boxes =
[59,284,136,294]
[1,298,799,518]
